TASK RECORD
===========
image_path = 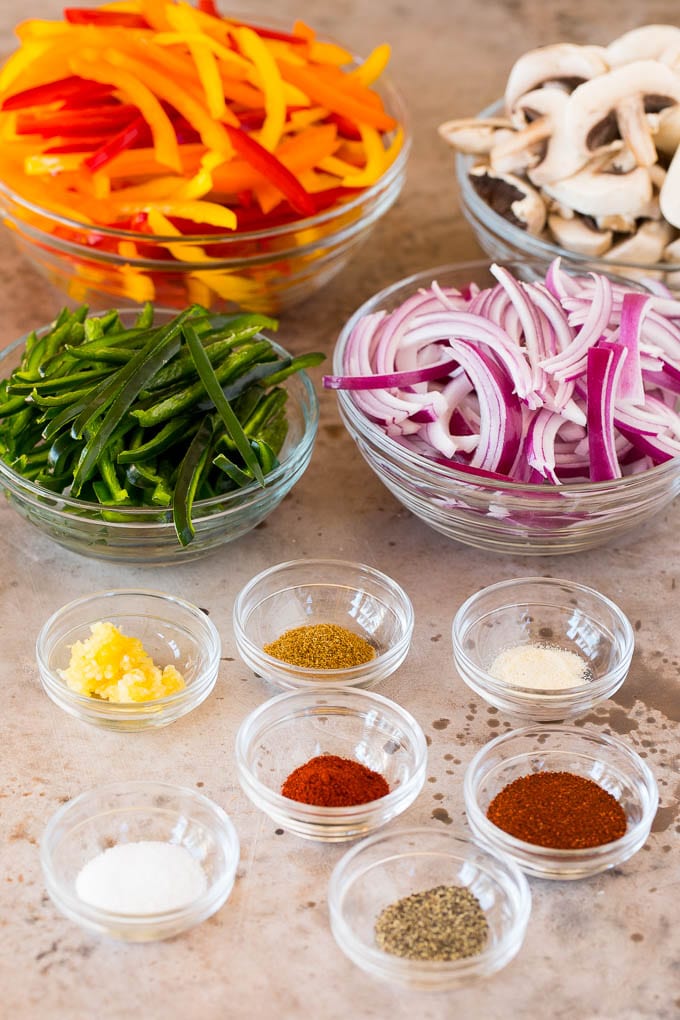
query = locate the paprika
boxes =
[281,754,389,807]
[486,770,627,849]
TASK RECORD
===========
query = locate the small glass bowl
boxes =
[463,725,658,880]
[234,687,427,842]
[454,99,680,291]
[0,323,318,565]
[328,826,531,990]
[41,781,239,941]
[36,589,221,731]
[452,576,634,722]
[233,558,414,690]
[332,261,680,556]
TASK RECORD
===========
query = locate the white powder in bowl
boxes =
[75,840,208,915]
[488,643,594,691]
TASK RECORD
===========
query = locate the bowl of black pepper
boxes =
[328,826,531,990]
[233,559,414,690]
[463,725,658,880]
[234,687,427,843]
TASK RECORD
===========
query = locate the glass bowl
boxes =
[328,826,531,990]
[452,577,634,722]
[463,725,658,880]
[233,558,414,690]
[36,589,221,731]
[0,60,408,315]
[0,323,318,564]
[41,781,239,941]
[454,100,680,292]
[234,687,427,842]
[332,261,680,556]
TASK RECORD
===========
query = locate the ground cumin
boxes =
[281,754,389,806]
[263,622,376,670]
[486,770,627,849]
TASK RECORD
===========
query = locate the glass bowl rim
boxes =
[40,778,240,926]
[234,685,428,818]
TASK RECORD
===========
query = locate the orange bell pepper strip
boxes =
[277,59,397,132]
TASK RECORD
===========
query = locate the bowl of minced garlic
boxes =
[37,589,221,730]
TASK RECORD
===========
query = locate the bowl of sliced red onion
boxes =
[327,259,680,555]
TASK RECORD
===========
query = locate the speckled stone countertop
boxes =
[1,2,678,1018]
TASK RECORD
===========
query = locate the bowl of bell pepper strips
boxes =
[0,2,409,314]
[0,302,321,563]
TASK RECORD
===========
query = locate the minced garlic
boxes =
[59,621,186,703]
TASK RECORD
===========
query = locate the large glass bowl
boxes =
[0,320,318,564]
[0,76,408,315]
[454,100,680,292]
[332,261,680,555]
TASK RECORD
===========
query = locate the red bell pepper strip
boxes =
[16,104,140,137]
[223,124,316,217]
[63,9,151,28]
[85,115,149,172]
[1,75,114,111]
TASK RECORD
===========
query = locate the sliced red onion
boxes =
[586,343,627,481]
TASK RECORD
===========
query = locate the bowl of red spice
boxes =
[463,725,658,880]
[233,559,414,690]
[234,687,427,842]
[328,827,531,990]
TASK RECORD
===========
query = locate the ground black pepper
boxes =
[374,884,489,961]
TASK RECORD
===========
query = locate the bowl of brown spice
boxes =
[234,687,427,842]
[328,827,531,990]
[463,725,658,880]
[233,559,414,690]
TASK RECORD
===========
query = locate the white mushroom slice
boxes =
[564,61,680,168]
[502,87,584,184]
[437,117,513,155]
[603,219,675,263]
[489,117,553,174]
[663,237,680,262]
[548,213,613,255]
[542,164,653,218]
[505,44,609,111]
[655,104,680,156]
[595,213,638,233]
[468,166,546,234]
[607,25,680,67]
[660,146,680,227]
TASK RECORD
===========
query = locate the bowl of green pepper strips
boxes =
[0,303,320,563]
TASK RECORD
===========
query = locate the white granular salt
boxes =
[488,643,594,691]
[75,840,208,915]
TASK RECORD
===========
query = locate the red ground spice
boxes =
[281,754,390,807]
[486,770,627,849]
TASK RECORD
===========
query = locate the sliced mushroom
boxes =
[504,44,609,111]
[548,213,613,255]
[603,218,675,263]
[493,87,583,182]
[541,163,653,218]
[655,104,680,156]
[564,60,680,168]
[595,213,638,233]
[663,237,680,262]
[659,146,680,227]
[438,117,514,155]
[606,25,680,67]
[468,166,546,233]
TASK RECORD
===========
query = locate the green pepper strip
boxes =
[172,415,213,547]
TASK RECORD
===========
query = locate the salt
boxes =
[488,643,594,691]
[75,840,208,915]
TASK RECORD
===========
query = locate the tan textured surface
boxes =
[0,3,678,1019]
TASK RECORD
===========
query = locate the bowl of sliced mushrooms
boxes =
[440,25,680,289]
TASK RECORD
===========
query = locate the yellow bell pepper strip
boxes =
[231,25,286,152]
[351,43,392,87]
[277,59,397,132]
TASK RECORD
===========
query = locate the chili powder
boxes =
[281,754,389,807]
[486,770,627,849]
